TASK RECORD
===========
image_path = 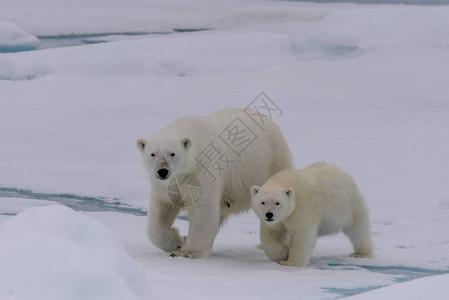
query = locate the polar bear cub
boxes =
[251,162,373,267]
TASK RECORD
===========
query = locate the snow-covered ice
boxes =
[0,205,151,300]
[0,22,39,52]
[0,56,54,81]
[347,273,449,300]
[1,0,449,298]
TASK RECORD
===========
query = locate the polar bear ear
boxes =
[137,139,147,152]
[284,187,294,199]
[181,138,192,150]
[250,185,260,197]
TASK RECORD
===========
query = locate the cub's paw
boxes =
[278,260,304,267]
[169,250,205,259]
[349,252,373,258]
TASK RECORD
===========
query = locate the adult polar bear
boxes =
[137,108,294,258]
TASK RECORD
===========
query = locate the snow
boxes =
[293,7,449,60]
[0,22,39,51]
[1,0,449,298]
[320,8,448,46]
[0,56,55,80]
[0,0,250,36]
[0,197,59,215]
[347,274,449,299]
[0,205,151,300]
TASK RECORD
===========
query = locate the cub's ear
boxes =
[181,138,192,150]
[284,187,294,199]
[250,185,260,197]
[136,139,147,152]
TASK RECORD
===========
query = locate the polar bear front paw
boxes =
[159,237,184,253]
[169,250,206,259]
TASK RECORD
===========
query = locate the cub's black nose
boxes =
[157,168,170,180]
[265,212,274,220]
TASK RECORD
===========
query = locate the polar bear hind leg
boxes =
[343,216,374,258]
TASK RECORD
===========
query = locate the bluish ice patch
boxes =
[323,264,449,298]
[37,36,107,50]
[329,264,449,278]
[36,32,162,50]
[322,285,386,299]
[0,45,39,53]
[1,29,209,53]
[357,265,448,278]
[292,42,360,61]
[0,187,146,216]
[0,212,16,216]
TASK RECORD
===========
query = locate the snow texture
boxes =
[1,0,449,298]
[347,273,449,299]
[0,206,151,300]
[0,22,39,51]
[0,56,55,80]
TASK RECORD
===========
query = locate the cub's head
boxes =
[137,136,193,184]
[250,185,295,226]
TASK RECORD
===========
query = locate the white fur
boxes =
[137,108,294,258]
[251,162,374,267]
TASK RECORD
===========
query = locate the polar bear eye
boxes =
[150,153,156,158]
[275,202,280,206]
[170,153,175,157]
[261,201,265,205]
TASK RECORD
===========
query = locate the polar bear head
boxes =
[137,136,193,184]
[250,185,295,226]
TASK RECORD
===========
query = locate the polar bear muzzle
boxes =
[156,168,171,180]
[265,212,274,222]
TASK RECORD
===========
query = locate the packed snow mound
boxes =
[5,32,291,78]
[347,273,449,300]
[294,7,449,59]
[0,22,40,51]
[0,205,151,300]
[0,56,54,80]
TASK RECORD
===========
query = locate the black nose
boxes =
[265,212,274,220]
[157,168,170,180]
